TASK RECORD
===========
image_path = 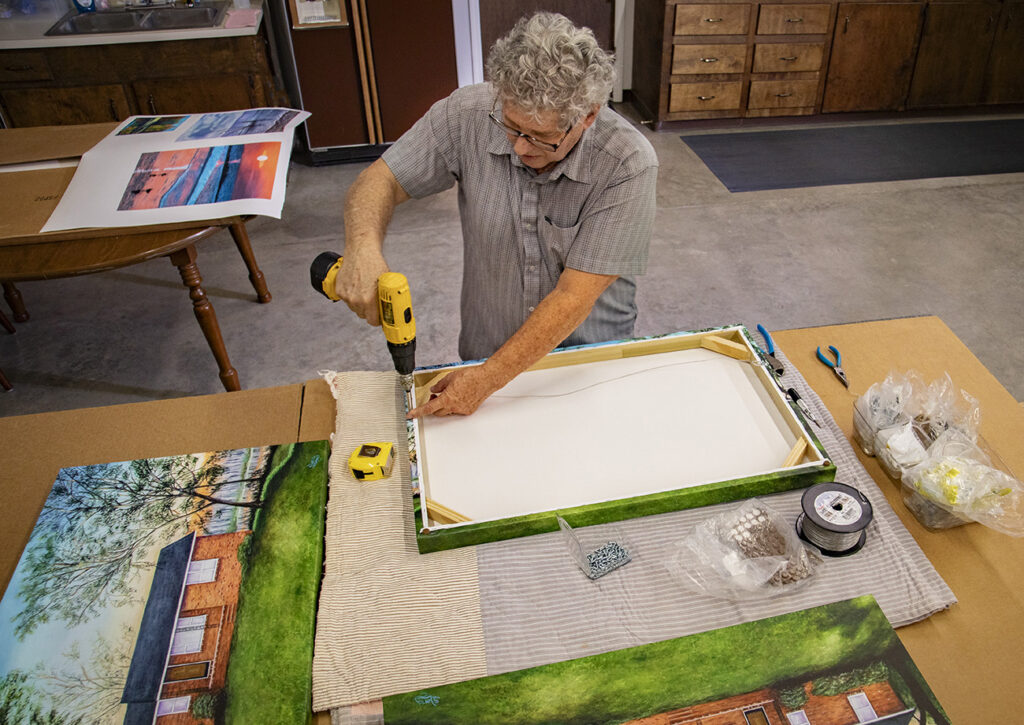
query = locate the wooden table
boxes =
[0,316,1020,724]
[0,216,270,392]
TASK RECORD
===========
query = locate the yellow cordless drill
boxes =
[310,252,416,409]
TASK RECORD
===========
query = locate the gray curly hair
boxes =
[486,12,616,129]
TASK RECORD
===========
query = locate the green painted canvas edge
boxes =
[416,461,836,554]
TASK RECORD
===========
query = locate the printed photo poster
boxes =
[0,441,329,725]
[41,108,309,232]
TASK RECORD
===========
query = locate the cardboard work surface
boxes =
[0,316,1020,725]
[773,315,1024,725]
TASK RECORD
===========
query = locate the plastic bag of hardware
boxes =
[902,431,1024,536]
[667,499,821,600]
[908,373,981,444]
[853,371,914,455]
[557,516,632,580]
[874,416,930,479]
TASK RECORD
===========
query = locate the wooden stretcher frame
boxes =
[406,325,836,553]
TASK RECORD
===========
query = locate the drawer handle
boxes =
[700,57,720,63]
[703,17,724,22]
[775,92,793,98]
[4,65,35,72]
[697,95,717,101]
[779,56,799,61]
[785,17,804,23]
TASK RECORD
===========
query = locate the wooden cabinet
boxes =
[908,1,1000,108]
[822,2,924,112]
[1,84,131,127]
[984,0,1024,103]
[632,0,834,124]
[0,32,282,128]
[132,75,259,116]
[634,0,1021,125]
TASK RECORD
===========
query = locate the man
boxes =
[335,11,658,418]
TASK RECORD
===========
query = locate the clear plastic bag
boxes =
[667,499,820,600]
[853,370,981,481]
[853,372,913,455]
[902,431,1024,536]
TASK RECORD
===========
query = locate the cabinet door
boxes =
[985,0,1024,103]
[0,84,130,127]
[364,0,459,143]
[908,2,999,108]
[823,2,924,112]
[132,75,256,116]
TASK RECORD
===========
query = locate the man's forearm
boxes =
[406,268,616,418]
[343,158,409,258]
[336,159,411,322]
[482,277,612,389]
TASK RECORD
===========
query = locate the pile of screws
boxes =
[585,541,631,579]
[727,506,817,586]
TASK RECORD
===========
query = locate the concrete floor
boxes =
[2,107,1022,418]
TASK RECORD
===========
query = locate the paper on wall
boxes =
[40,108,310,233]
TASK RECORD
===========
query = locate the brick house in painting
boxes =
[121,530,249,724]
[628,677,916,725]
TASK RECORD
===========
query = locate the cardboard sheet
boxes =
[0,123,118,243]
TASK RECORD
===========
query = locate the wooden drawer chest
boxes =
[633,0,837,123]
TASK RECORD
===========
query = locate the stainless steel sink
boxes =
[45,2,228,35]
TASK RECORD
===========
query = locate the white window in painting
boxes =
[186,558,218,585]
[169,614,207,655]
[848,691,879,722]
[155,695,190,716]
[786,711,811,725]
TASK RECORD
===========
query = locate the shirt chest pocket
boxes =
[539,216,581,269]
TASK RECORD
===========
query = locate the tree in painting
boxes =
[29,626,137,723]
[0,670,83,725]
[13,450,268,638]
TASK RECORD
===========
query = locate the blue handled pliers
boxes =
[756,324,784,378]
[816,345,849,388]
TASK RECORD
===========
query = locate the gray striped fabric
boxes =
[325,349,956,722]
[476,348,955,676]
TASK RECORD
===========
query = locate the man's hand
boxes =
[333,251,389,326]
[407,367,502,419]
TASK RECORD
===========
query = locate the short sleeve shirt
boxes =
[382,83,658,361]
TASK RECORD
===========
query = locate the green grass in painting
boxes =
[223,441,329,725]
[383,597,908,725]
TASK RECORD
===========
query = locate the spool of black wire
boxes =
[796,482,873,556]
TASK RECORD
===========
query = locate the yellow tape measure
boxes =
[348,442,395,481]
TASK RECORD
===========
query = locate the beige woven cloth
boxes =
[311,372,487,711]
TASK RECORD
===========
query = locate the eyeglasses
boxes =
[488,106,574,153]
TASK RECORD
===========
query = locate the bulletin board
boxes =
[408,326,836,553]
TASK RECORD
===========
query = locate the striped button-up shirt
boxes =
[382,83,658,361]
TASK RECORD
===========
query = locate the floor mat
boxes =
[682,118,1024,191]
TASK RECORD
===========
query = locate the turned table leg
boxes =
[3,282,29,322]
[169,244,240,392]
[229,219,271,303]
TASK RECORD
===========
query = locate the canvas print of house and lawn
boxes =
[0,441,329,725]
[383,596,949,725]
